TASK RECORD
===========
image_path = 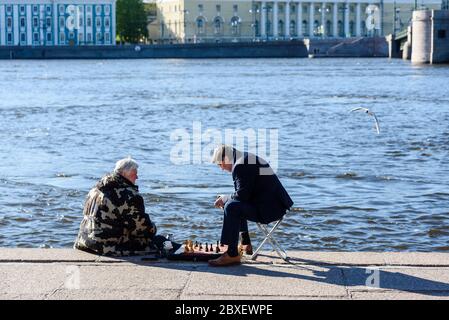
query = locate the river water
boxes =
[0,58,448,251]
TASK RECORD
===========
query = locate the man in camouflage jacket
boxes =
[74,157,158,256]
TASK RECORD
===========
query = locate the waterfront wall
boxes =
[0,38,389,60]
[0,41,309,59]
[305,37,388,58]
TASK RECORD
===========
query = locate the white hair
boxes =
[211,145,242,165]
[114,157,139,175]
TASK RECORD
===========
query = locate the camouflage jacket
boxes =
[74,173,157,256]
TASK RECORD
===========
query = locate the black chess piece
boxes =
[199,243,203,250]
[194,241,198,248]
[205,243,209,252]
[209,243,213,251]
[215,242,220,253]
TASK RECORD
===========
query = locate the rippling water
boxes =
[0,58,448,251]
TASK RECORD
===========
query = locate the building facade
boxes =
[147,0,441,43]
[0,0,116,46]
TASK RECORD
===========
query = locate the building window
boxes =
[20,18,26,28]
[96,33,102,42]
[87,6,92,13]
[47,5,52,15]
[87,33,92,42]
[233,5,238,13]
[47,33,52,42]
[60,33,65,43]
[69,31,74,39]
[34,33,39,42]
[47,17,52,28]
[438,29,446,39]
[198,4,203,13]
[230,16,241,35]
[7,33,12,43]
[96,17,102,27]
[79,17,84,27]
[33,5,39,14]
[279,20,284,36]
[59,5,65,15]
[291,5,296,13]
[105,32,110,43]
[290,20,296,36]
[21,33,26,43]
[34,17,39,28]
[214,17,223,34]
[105,6,110,15]
[87,17,92,27]
[216,5,221,12]
[302,20,308,36]
[60,17,65,28]
[7,17,12,28]
[78,33,84,41]
[6,5,12,14]
[105,17,110,28]
[196,17,205,34]
[96,6,102,15]
[20,5,25,15]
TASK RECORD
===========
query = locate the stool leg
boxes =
[260,223,289,261]
[250,223,270,260]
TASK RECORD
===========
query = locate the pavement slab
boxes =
[1,249,449,300]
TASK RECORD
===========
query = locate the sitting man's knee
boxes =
[224,200,241,216]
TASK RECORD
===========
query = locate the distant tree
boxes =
[116,0,148,44]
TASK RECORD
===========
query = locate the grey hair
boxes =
[211,144,242,165]
[114,157,139,175]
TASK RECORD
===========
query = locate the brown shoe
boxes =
[208,253,241,267]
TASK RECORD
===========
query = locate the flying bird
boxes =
[350,107,380,134]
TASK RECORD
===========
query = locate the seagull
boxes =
[350,107,380,134]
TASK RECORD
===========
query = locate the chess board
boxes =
[166,241,249,262]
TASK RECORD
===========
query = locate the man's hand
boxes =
[214,196,225,209]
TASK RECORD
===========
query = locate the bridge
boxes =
[387,28,411,59]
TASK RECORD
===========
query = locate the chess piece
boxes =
[194,241,198,248]
[209,243,213,251]
[205,243,209,252]
[199,243,203,251]
[215,242,220,253]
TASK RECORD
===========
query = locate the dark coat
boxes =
[231,153,294,224]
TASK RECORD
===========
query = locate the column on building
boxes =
[53,1,58,45]
[356,2,361,36]
[13,5,19,45]
[0,5,4,45]
[321,2,326,37]
[309,1,314,37]
[273,1,279,37]
[333,2,338,37]
[26,5,32,45]
[296,1,302,37]
[261,1,267,37]
[112,1,117,44]
[285,1,290,37]
[344,1,350,37]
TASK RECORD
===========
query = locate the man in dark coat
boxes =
[209,145,294,266]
